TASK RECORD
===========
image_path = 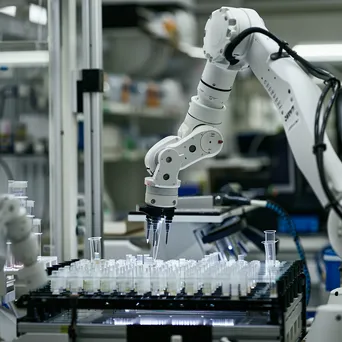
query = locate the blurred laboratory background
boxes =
[0,0,342,309]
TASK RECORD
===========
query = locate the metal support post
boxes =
[61,0,78,260]
[48,0,63,261]
[48,0,78,261]
[90,0,104,248]
[82,0,103,258]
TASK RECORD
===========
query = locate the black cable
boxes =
[335,90,342,157]
[0,157,14,181]
[314,80,342,219]
[224,27,335,81]
[225,26,342,221]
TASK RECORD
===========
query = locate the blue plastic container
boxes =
[178,184,200,197]
[323,247,341,291]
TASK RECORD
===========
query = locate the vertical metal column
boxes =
[48,0,63,261]
[61,0,78,260]
[82,0,103,258]
[90,0,104,241]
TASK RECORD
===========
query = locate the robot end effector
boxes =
[0,195,47,295]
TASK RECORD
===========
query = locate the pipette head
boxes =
[140,204,175,245]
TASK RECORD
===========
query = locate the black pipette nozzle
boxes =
[165,221,171,244]
[139,205,175,245]
[151,216,159,246]
[164,213,174,245]
[146,216,152,242]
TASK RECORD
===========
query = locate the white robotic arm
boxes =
[208,7,342,256]
[143,6,342,257]
[143,61,238,243]
[144,62,237,209]
[0,195,47,296]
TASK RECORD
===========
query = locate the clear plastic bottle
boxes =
[8,181,28,197]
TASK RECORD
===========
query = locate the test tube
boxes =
[33,218,42,259]
[262,230,277,270]
[8,181,28,197]
[88,237,102,261]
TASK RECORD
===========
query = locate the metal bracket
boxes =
[76,68,104,113]
[82,69,104,92]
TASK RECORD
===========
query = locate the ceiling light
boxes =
[0,51,49,68]
[29,3,47,25]
[0,6,16,17]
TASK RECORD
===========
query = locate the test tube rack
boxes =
[18,256,306,340]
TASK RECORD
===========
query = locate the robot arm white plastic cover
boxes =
[143,6,342,256]
[0,196,47,296]
[144,61,237,210]
[205,7,342,256]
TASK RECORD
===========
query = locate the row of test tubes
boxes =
[5,180,42,270]
[49,252,284,297]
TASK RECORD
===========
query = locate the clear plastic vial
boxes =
[50,270,60,294]
[88,237,102,261]
[262,230,278,270]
